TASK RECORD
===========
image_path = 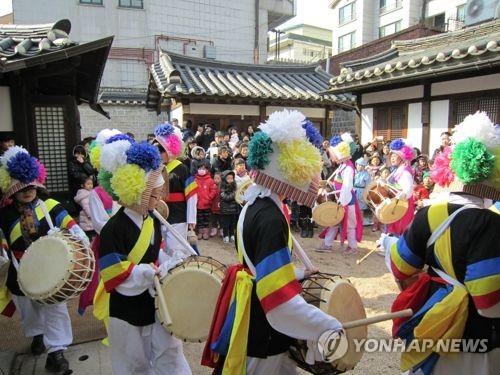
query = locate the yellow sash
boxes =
[221,270,253,375]
[166,159,182,174]
[93,216,155,345]
[401,202,469,371]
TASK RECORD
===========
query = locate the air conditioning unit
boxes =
[465,0,500,26]
[204,45,216,60]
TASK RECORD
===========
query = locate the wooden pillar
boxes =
[421,83,431,155]
[259,103,266,122]
[323,106,330,138]
[355,95,362,137]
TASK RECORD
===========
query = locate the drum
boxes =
[18,231,95,304]
[312,184,344,227]
[363,181,408,224]
[156,255,226,342]
[289,273,367,374]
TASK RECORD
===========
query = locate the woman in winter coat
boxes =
[68,145,96,195]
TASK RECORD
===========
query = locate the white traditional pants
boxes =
[108,317,191,375]
[12,295,72,353]
[247,353,298,375]
[323,205,358,249]
[431,348,500,375]
[163,222,189,257]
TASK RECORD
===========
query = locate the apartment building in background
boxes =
[9,0,295,140]
[329,0,469,55]
[267,23,333,63]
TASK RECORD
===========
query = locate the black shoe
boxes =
[45,350,70,373]
[31,334,45,355]
[307,221,314,238]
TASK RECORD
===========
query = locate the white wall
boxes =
[266,106,325,118]
[170,105,184,125]
[362,85,423,105]
[431,74,500,96]
[360,107,373,145]
[188,103,259,116]
[407,102,422,150]
[0,87,13,132]
[426,0,466,19]
[429,100,449,154]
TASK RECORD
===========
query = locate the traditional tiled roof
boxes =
[147,51,355,110]
[99,87,147,106]
[328,20,500,93]
[0,19,77,71]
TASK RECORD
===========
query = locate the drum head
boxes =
[320,278,367,372]
[18,235,72,299]
[376,199,408,224]
[312,202,344,227]
[157,256,225,342]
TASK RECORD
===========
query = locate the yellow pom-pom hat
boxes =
[96,131,165,215]
[247,109,323,207]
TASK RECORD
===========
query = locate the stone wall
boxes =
[79,104,168,142]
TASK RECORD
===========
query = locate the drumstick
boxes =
[342,309,413,330]
[356,248,378,265]
[152,210,198,256]
[291,235,315,271]
[153,274,173,326]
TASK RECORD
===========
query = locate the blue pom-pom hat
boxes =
[0,146,46,206]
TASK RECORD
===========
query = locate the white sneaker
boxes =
[230,235,235,242]
[223,236,229,243]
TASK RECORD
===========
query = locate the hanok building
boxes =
[146,51,355,136]
[0,19,113,198]
[326,20,500,154]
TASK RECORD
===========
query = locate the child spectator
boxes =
[190,146,207,175]
[194,160,218,240]
[212,146,233,174]
[228,128,239,152]
[220,171,238,243]
[354,158,371,225]
[210,172,222,237]
[366,152,382,179]
[381,143,391,167]
[234,158,250,188]
[413,172,434,210]
[74,176,96,240]
[413,154,430,185]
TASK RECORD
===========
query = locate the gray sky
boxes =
[0,0,12,17]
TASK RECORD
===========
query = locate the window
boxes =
[457,4,466,21]
[79,0,103,4]
[379,0,402,14]
[379,20,402,38]
[451,95,500,125]
[339,2,356,25]
[119,0,143,9]
[374,105,407,140]
[338,31,355,52]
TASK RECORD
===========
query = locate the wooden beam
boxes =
[421,83,431,155]
[259,103,266,122]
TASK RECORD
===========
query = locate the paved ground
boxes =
[0,227,401,374]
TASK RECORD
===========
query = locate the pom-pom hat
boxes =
[329,132,355,160]
[0,146,47,206]
[247,110,322,207]
[96,131,164,215]
[431,111,499,201]
[154,122,183,159]
[389,138,415,162]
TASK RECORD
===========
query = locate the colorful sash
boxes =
[396,202,469,374]
[93,216,154,345]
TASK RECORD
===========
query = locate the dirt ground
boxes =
[0,227,401,374]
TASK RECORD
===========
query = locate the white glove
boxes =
[68,226,90,247]
[396,192,407,200]
[158,257,184,279]
[305,339,324,364]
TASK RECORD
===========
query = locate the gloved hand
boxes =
[396,192,407,201]
[158,257,184,279]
